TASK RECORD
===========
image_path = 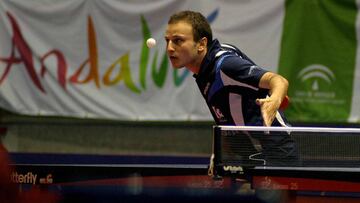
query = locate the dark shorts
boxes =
[250,131,301,166]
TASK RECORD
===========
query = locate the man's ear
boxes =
[198,37,208,52]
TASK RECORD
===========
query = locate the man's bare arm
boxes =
[256,72,289,126]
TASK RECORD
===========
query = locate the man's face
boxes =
[165,21,201,70]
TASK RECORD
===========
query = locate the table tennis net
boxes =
[213,126,360,168]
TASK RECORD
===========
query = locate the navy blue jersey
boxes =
[194,39,288,126]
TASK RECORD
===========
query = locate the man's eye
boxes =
[174,39,182,44]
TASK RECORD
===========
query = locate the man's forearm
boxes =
[259,72,288,104]
[257,72,289,126]
[268,74,289,106]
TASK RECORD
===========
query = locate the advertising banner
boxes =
[278,0,357,122]
[0,0,359,123]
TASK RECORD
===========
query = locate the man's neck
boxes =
[186,50,207,74]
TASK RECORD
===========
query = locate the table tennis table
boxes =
[8,126,360,202]
[9,153,263,203]
[210,125,360,202]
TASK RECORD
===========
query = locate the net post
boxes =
[209,125,222,178]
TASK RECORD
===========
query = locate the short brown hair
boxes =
[168,10,212,46]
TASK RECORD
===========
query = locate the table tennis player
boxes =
[165,10,299,166]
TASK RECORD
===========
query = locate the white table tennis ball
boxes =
[146,38,156,48]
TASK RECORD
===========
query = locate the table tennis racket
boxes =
[279,95,290,110]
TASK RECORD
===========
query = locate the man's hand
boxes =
[258,72,289,126]
[256,97,282,126]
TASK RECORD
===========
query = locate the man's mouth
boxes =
[169,56,178,63]
[169,56,181,68]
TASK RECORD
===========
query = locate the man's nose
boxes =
[167,41,175,53]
